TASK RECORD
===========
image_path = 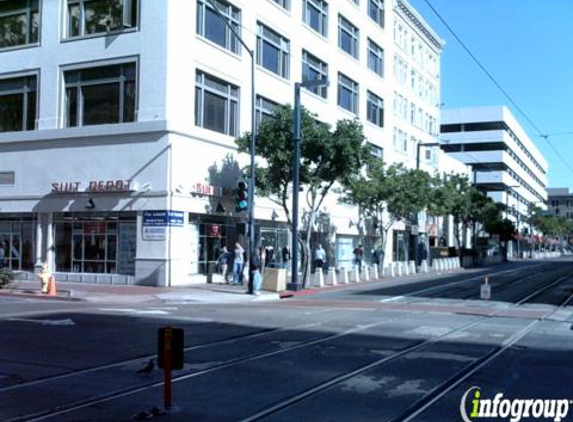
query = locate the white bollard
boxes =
[437,259,444,272]
[340,267,349,284]
[327,267,337,285]
[404,261,410,276]
[352,266,360,282]
[313,270,324,287]
[421,259,429,273]
[397,262,403,277]
[372,264,379,279]
[363,265,370,281]
[409,261,416,274]
[389,263,395,278]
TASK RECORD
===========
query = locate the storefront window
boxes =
[55,214,135,274]
[0,218,35,270]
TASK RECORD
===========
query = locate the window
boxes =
[196,0,240,54]
[0,75,37,132]
[368,0,384,28]
[367,38,384,77]
[0,0,39,49]
[256,95,278,127]
[367,91,384,128]
[303,0,328,37]
[195,71,239,136]
[270,0,289,10]
[338,15,358,58]
[302,50,328,98]
[257,22,289,79]
[64,62,136,127]
[337,73,358,114]
[67,0,137,38]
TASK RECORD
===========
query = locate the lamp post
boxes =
[204,0,257,293]
[505,185,520,259]
[287,79,329,291]
[414,142,441,266]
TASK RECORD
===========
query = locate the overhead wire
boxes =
[421,0,573,177]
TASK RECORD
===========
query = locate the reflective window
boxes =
[269,0,289,10]
[302,50,328,98]
[66,0,137,38]
[195,71,239,136]
[257,22,290,79]
[367,91,384,128]
[338,15,358,58]
[337,73,358,114]
[0,75,37,132]
[196,0,240,54]
[0,0,39,49]
[367,38,384,77]
[256,95,279,127]
[368,0,384,28]
[303,0,328,37]
[64,62,137,127]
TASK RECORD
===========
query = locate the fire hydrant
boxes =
[38,264,55,295]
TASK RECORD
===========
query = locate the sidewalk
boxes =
[0,281,281,304]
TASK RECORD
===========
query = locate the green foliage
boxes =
[0,268,14,289]
[532,214,573,238]
[484,218,517,242]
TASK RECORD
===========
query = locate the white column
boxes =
[35,214,43,268]
[46,213,55,271]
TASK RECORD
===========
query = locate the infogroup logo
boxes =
[460,386,572,422]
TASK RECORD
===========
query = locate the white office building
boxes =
[441,106,549,254]
[0,0,450,286]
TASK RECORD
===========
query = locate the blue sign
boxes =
[143,211,184,227]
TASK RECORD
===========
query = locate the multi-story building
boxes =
[440,106,549,254]
[0,0,446,286]
[547,188,573,219]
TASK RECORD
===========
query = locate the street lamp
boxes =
[204,0,257,293]
[414,141,441,266]
[287,78,329,291]
[505,185,520,258]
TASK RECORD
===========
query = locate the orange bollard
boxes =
[47,276,57,296]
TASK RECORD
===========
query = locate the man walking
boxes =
[314,244,326,272]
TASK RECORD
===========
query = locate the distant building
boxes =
[440,106,549,238]
[547,188,573,219]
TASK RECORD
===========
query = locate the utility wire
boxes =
[422,0,573,176]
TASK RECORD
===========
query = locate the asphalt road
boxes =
[1,258,573,422]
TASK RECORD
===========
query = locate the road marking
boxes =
[98,308,171,315]
[379,296,405,303]
[8,318,75,326]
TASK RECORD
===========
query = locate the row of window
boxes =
[550,200,573,207]
[394,20,439,77]
[392,127,437,165]
[393,92,437,137]
[0,0,137,50]
[0,63,385,135]
[197,0,385,83]
[394,55,438,106]
[440,121,546,175]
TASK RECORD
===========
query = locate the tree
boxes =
[236,105,370,288]
[340,161,433,267]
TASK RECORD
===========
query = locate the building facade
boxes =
[440,106,549,254]
[547,188,573,219]
[0,0,448,286]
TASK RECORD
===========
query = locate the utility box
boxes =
[263,268,287,292]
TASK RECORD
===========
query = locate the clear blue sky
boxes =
[407,0,573,189]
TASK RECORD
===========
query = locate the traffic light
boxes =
[235,181,248,212]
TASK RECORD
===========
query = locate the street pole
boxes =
[204,0,257,293]
[287,78,328,291]
[288,83,302,291]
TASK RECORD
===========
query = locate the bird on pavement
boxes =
[136,358,155,374]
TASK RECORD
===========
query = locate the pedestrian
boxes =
[217,246,231,283]
[37,263,54,294]
[282,246,290,263]
[232,242,245,285]
[353,244,364,272]
[0,241,5,268]
[249,249,263,296]
[314,244,326,272]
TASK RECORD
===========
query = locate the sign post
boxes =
[158,327,184,409]
[480,276,491,301]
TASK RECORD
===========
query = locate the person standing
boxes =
[0,241,6,269]
[314,244,326,272]
[249,248,263,296]
[232,242,245,285]
[353,244,364,272]
[217,246,231,283]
